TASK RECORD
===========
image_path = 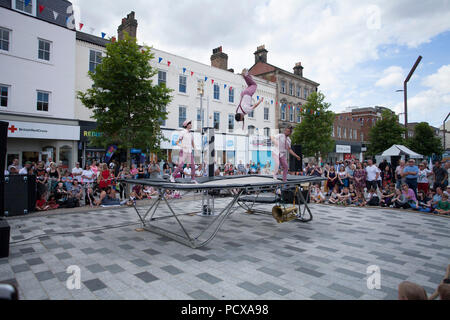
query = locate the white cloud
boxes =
[375,66,405,88]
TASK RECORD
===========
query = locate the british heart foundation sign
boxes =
[5,121,80,140]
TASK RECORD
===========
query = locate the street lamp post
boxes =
[403,56,422,130]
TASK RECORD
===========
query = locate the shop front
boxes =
[326,142,363,164]
[79,121,108,166]
[4,119,79,169]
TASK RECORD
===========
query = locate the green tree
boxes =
[406,122,443,157]
[291,92,335,160]
[77,33,172,164]
[367,109,405,156]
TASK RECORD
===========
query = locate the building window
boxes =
[353,129,357,140]
[228,87,234,103]
[281,104,286,121]
[38,39,50,61]
[289,82,294,95]
[337,126,341,138]
[281,80,286,94]
[296,86,301,97]
[179,75,187,93]
[178,106,186,127]
[264,127,270,137]
[331,127,335,137]
[228,114,234,131]
[213,112,220,130]
[304,88,308,99]
[0,28,10,51]
[159,105,166,126]
[343,128,347,139]
[248,125,255,135]
[360,132,364,141]
[158,70,166,86]
[248,110,254,118]
[213,84,220,100]
[0,85,9,107]
[15,0,32,14]
[264,107,269,121]
[37,91,49,111]
[289,106,294,122]
[89,50,102,73]
[296,107,301,123]
[197,108,204,126]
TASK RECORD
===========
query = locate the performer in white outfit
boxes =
[235,69,264,129]
[170,120,197,183]
[271,126,301,182]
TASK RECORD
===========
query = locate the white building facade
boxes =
[0,1,78,168]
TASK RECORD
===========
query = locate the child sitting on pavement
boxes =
[434,193,450,215]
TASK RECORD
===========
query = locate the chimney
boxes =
[254,45,268,64]
[118,11,138,41]
[210,46,228,70]
[293,62,304,77]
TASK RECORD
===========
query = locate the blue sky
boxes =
[73,0,450,127]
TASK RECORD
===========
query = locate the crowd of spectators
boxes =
[4,156,450,215]
[306,158,450,215]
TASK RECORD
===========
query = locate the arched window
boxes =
[248,125,255,135]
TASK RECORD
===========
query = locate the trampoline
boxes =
[120,175,326,248]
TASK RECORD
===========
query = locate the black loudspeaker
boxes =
[289,144,303,172]
[0,121,7,217]
[0,219,10,258]
[4,175,36,216]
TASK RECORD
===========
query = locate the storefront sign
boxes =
[6,121,80,140]
[336,145,351,153]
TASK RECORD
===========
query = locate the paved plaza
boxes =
[0,196,449,300]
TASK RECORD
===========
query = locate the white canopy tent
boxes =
[380,144,423,159]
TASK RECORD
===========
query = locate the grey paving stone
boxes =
[35,271,55,282]
[130,259,150,267]
[86,264,106,274]
[342,256,369,265]
[196,272,222,284]
[26,257,44,266]
[187,254,207,262]
[296,267,325,278]
[259,281,292,296]
[119,244,134,250]
[311,292,334,300]
[83,278,107,292]
[335,267,365,279]
[55,252,72,260]
[237,281,270,296]
[80,248,96,255]
[135,271,159,283]
[104,264,125,274]
[328,283,364,298]
[161,265,183,275]
[19,247,35,254]
[143,248,161,256]
[188,289,218,300]
[11,264,30,273]
[257,266,285,278]
[316,246,339,253]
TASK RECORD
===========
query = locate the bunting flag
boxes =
[257,96,259,100]
[190,71,194,76]
[224,84,227,89]
[25,0,31,7]
[182,67,186,74]
[158,57,163,63]
[39,5,45,13]
[211,79,214,84]
[52,10,58,20]
[111,36,116,43]
[167,61,171,66]
[101,32,106,39]
[230,86,232,90]
[204,76,208,81]
[79,23,84,30]
[271,100,273,104]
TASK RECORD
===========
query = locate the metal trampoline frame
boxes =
[120,175,325,248]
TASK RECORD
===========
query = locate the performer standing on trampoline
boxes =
[235,69,264,130]
[271,126,301,182]
[170,120,197,183]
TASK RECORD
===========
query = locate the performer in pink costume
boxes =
[170,120,197,183]
[235,69,264,129]
[271,126,301,182]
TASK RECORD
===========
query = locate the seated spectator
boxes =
[415,190,432,213]
[380,184,395,207]
[393,189,409,209]
[338,187,351,206]
[348,185,358,205]
[97,187,118,206]
[143,185,154,199]
[328,185,340,204]
[54,182,69,206]
[70,180,83,201]
[311,185,326,203]
[126,191,138,206]
[431,187,443,210]
[398,281,428,300]
[366,188,380,206]
[46,194,60,210]
[85,187,97,207]
[8,166,18,175]
[354,191,366,207]
[132,184,144,200]
[35,193,50,211]
[401,183,418,209]
[434,193,450,215]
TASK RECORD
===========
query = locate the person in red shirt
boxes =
[98,163,111,191]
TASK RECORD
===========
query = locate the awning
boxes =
[381,144,423,158]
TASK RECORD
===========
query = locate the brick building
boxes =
[248,45,320,132]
